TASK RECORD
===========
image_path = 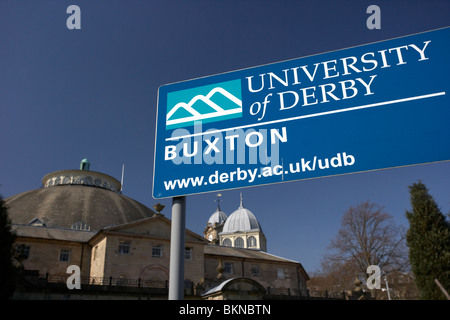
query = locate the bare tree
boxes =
[325,201,408,277]
[308,259,359,292]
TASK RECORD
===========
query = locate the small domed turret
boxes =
[80,158,90,171]
[219,193,267,251]
[204,194,228,243]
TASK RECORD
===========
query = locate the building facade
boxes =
[7,160,309,299]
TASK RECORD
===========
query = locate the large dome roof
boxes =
[221,195,262,234]
[5,168,155,231]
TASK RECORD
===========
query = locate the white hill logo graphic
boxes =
[166,79,242,129]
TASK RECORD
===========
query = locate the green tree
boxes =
[0,194,17,299]
[406,181,450,300]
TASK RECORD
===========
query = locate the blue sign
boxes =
[153,27,450,199]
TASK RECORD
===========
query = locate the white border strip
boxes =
[165,91,446,142]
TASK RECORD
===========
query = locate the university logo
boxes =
[166,79,242,130]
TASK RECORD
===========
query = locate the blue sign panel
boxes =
[153,27,450,199]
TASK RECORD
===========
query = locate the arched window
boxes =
[247,236,257,248]
[235,237,244,248]
[222,238,232,247]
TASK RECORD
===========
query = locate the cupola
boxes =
[219,193,267,251]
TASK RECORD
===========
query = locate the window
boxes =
[59,249,71,262]
[277,268,285,279]
[185,247,192,260]
[71,221,91,231]
[224,262,234,274]
[118,241,130,254]
[152,244,162,257]
[251,265,260,276]
[16,244,30,259]
[247,236,257,248]
[235,237,244,248]
[222,238,232,247]
[28,218,45,227]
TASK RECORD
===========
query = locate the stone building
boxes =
[6,160,309,299]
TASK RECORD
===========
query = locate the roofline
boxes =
[101,214,166,231]
[12,223,96,234]
[262,251,300,264]
[201,277,266,297]
[12,223,96,243]
[261,251,310,280]
[41,169,122,192]
[89,214,208,244]
[205,245,295,263]
[203,244,309,279]
[219,229,265,235]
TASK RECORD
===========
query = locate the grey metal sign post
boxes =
[168,196,186,300]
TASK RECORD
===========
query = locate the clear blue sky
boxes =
[1,0,449,273]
